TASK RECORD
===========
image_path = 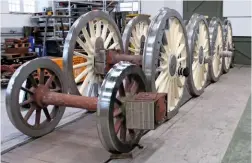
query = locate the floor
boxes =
[1,66,251,163]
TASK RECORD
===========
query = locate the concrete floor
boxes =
[1,66,251,163]
[1,88,88,153]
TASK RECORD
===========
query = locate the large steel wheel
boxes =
[222,19,233,73]
[97,62,148,154]
[186,14,210,97]
[208,17,224,82]
[6,58,67,137]
[122,15,150,55]
[63,10,123,96]
[143,8,190,117]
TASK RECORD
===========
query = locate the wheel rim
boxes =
[186,14,210,96]
[224,20,233,71]
[63,10,123,96]
[6,58,66,137]
[97,62,148,153]
[209,18,223,80]
[122,15,150,55]
[143,8,189,112]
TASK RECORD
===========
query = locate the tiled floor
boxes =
[1,66,251,163]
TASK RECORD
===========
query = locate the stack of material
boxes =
[3,38,37,64]
[1,38,37,86]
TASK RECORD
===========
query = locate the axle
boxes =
[32,84,97,111]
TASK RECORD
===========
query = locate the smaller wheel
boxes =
[97,61,149,154]
[222,19,233,73]
[208,17,224,82]
[122,15,150,55]
[186,14,210,97]
[6,58,67,137]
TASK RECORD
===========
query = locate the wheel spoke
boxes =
[165,30,172,51]
[101,23,108,41]
[130,80,139,95]
[21,87,33,95]
[143,25,148,36]
[120,123,126,142]
[158,76,169,93]
[43,107,51,121]
[119,83,126,97]
[104,32,114,49]
[28,75,37,88]
[73,61,92,69]
[155,71,167,88]
[130,37,138,48]
[176,44,185,56]
[50,87,61,92]
[108,42,118,49]
[177,57,186,63]
[79,72,93,95]
[95,20,101,37]
[82,27,93,48]
[24,105,35,121]
[75,66,92,83]
[89,21,95,38]
[73,51,90,59]
[174,79,179,99]
[45,75,55,88]
[35,109,41,126]
[128,47,139,54]
[20,98,33,106]
[76,37,93,55]
[113,107,122,117]
[115,98,122,106]
[177,78,183,89]
[175,33,183,49]
[39,68,45,84]
[114,118,123,134]
[192,62,198,71]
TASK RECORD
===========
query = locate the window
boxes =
[23,0,35,13]
[119,2,139,12]
[8,0,20,12]
[8,0,36,13]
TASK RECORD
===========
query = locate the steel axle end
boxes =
[220,51,233,58]
[178,67,190,77]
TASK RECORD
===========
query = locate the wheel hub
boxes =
[94,37,106,75]
[169,55,177,76]
[198,46,204,64]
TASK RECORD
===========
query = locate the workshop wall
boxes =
[223,0,251,65]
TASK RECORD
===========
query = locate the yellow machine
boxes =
[50,56,86,82]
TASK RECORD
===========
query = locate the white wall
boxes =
[140,0,183,18]
[0,0,32,28]
[223,0,251,36]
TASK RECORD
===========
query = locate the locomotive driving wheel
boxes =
[97,62,149,154]
[122,15,150,56]
[63,10,123,97]
[222,19,233,73]
[143,8,190,117]
[186,14,210,96]
[208,17,224,82]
